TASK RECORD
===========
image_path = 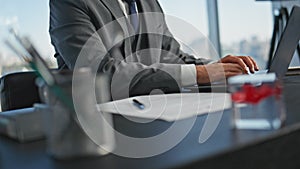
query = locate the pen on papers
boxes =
[132,99,145,110]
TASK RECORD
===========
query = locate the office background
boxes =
[0,1,300,168]
[0,0,299,110]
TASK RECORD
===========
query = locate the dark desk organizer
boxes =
[0,71,41,111]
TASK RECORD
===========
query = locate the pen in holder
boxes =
[5,31,115,159]
[228,73,286,130]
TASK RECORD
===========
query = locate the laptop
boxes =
[268,5,300,77]
[184,5,300,93]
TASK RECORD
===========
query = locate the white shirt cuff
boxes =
[181,65,197,86]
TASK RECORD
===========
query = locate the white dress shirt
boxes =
[117,0,197,86]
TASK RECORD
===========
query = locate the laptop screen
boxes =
[269,6,300,78]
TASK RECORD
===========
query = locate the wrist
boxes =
[196,65,209,84]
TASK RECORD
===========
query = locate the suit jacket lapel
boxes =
[101,0,124,20]
[101,0,137,36]
[137,0,163,64]
[101,0,135,60]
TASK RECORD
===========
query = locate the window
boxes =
[0,0,55,75]
[158,0,208,36]
[158,0,219,60]
[218,0,273,69]
[156,0,274,65]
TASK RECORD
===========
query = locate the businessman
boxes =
[49,0,258,99]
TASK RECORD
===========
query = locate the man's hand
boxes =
[218,55,259,73]
[196,55,259,84]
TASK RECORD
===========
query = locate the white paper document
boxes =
[97,93,231,122]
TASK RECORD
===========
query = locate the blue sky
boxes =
[0,0,273,62]
[0,0,52,59]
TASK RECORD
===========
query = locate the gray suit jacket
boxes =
[49,0,211,99]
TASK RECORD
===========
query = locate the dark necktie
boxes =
[124,0,139,32]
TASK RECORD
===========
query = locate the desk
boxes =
[1,75,300,169]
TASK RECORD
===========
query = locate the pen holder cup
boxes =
[228,73,286,130]
[37,68,115,159]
